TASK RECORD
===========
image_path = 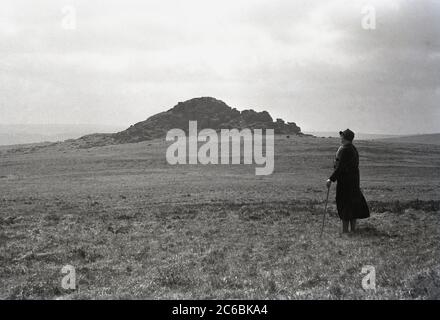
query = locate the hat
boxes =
[339,129,355,141]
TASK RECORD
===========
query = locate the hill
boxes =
[75,97,302,147]
[376,133,440,145]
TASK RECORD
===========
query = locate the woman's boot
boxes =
[342,220,349,233]
[350,219,357,232]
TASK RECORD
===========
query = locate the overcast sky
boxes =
[1,0,439,134]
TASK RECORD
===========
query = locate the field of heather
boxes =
[0,135,439,299]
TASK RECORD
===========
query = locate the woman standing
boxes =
[326,129,370,233]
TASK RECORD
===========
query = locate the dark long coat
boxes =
[329,143,370,220]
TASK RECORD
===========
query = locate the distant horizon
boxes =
[304,131,440,137]
[0,122,439,137]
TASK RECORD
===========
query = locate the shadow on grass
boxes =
[353,225,397,239]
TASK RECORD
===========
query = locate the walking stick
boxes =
[320,185,331,238]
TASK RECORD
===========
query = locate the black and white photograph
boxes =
[0,0,439,307]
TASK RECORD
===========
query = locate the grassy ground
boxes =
[0,136,439,299]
